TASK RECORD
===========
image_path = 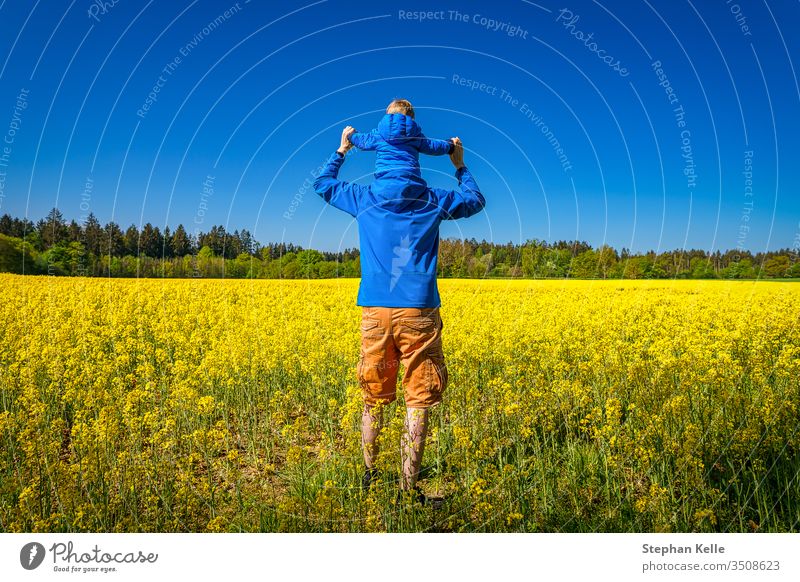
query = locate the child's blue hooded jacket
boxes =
[349,113,454,199]
[313,143,485,308]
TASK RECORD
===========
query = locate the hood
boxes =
[377,113,422,143]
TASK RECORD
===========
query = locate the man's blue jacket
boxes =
[313,150,485,308]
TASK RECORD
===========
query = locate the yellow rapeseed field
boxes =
[0,274,798,532]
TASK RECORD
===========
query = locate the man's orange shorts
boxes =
[357,306,448,409]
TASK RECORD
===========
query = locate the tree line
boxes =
[0,209,798,279]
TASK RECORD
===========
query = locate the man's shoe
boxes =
[361,467,379,491]
[396,484,446,509]
[396,484,426,505]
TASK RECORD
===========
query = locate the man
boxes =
[313,121,485,501]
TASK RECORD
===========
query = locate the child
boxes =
[348,99,455,198]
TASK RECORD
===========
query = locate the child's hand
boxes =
[449,137,464,169]
[337,126,356,155]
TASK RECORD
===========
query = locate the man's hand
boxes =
[337,126,356,155]
[449,137,464,169]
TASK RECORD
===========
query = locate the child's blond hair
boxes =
[386,99,415,118]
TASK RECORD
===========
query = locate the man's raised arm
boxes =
[312,126,366,217]
[435,137,486,220]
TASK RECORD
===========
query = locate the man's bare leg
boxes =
[401,406,429,490]
[361,403,382,469]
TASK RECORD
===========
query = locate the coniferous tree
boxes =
[124,225,139,256]
[171,224,192,256]
[84,213,103,256]
[38,208,68,248]
[105,222,125,257]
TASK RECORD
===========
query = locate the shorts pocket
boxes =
[359,351,387,384]
[400,316,436,333]
[361,318,384,339]
[361,318,380,331]
[427,347,448,396]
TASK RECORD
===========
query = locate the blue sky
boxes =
[0,0,798,253]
